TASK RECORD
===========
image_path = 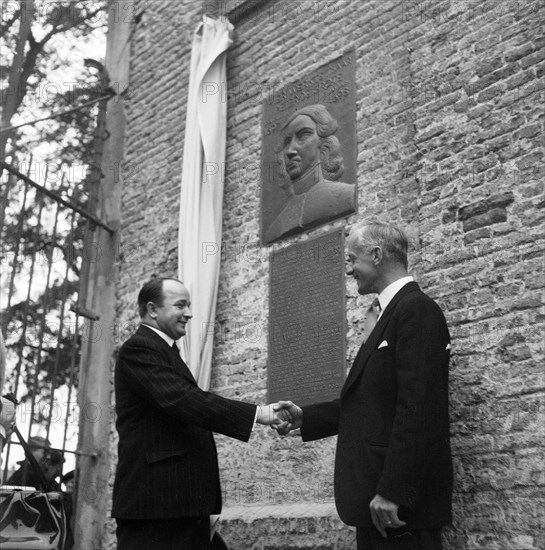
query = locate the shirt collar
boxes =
[141,323,176,347]
[377,276,414,315]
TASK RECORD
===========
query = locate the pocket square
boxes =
[446,343,451,350]
[378,340,388,349]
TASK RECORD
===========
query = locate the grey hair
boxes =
[349,219,409,269]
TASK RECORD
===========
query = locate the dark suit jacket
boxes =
[112,325,257,519]
[301,282,453,530]
[6,460,43,489]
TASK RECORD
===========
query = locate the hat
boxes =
[61,470,75,483]
[28,436,51,450]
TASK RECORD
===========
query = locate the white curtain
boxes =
[178,16,233,390]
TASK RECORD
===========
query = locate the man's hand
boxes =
[273,401,303,436]
[256,404,284,426]
[369,494,406,538]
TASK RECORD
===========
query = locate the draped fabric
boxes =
[178,16,233,390]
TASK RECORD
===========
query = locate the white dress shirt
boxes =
[142,323,177,347]
[376,276,414,320]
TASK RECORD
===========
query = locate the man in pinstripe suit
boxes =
[112,277,281,549]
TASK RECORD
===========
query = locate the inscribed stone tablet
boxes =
[268,229,346,405]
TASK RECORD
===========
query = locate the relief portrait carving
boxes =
[265,104,356,243]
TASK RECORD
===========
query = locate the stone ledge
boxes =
[219,502,339,521]
[217,504,357,549]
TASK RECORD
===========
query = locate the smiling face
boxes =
[280,114,322,180]
[346,232,379,296]
[149,280,192,340]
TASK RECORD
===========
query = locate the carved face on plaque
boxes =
[280,114,322,180]
[277,104,345,186]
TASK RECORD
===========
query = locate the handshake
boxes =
[255,401,303,436]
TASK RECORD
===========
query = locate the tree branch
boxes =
[0,0,34,162]
[27,27,37,47]
[38,5,106,47]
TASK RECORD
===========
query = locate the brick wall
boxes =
[105,0,544,548]
[103,0,203,547]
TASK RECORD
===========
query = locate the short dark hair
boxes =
[137,277,181,318]
[350,219,409,269]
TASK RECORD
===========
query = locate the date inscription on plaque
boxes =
[268,229,346,406]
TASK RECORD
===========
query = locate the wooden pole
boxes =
[72,1,130,547]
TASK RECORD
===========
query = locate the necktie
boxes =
[362,297,381,343]
[171,340,197,383]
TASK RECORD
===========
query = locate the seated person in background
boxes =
[43,452,73,550]
[6,436,51,487]
[61,470,76,532]
[61,470,75,493]
[42,450,65,491]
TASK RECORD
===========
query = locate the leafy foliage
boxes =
[1,1,106,419]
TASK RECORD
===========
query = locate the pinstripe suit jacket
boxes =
[112,325,257,519]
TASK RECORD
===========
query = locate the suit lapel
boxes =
[170,348,199,385]
[341,282,420,397]
[138,325,198,385]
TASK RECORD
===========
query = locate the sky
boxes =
[2,10,107,482]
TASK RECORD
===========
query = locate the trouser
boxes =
[356,527,443,550]
[116,516,210,550]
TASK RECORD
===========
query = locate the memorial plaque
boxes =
[268,229,346,406]
[261,50,357,244]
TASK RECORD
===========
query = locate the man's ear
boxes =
[146,301,158,318]
[372,246,384,265]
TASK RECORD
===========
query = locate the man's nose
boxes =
[184,307,192,319]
